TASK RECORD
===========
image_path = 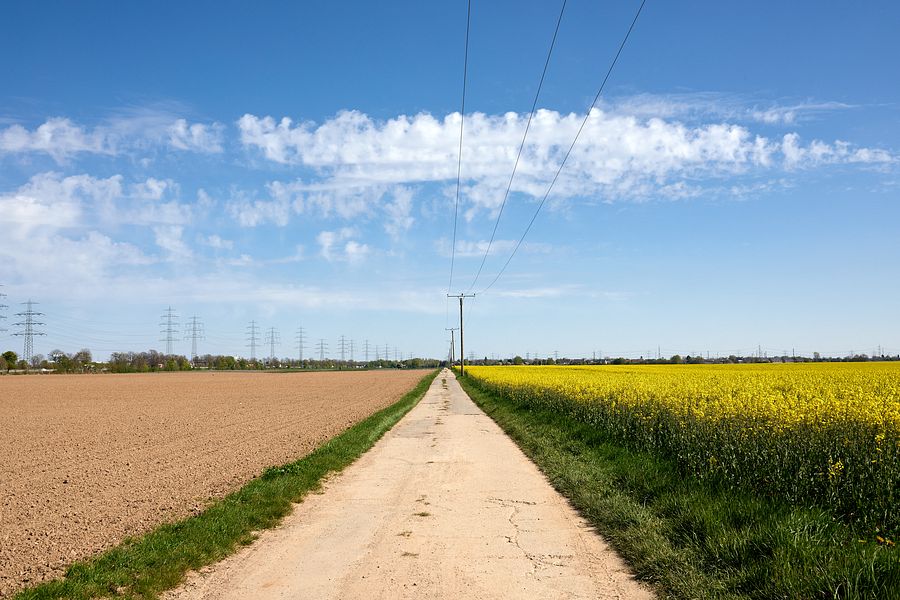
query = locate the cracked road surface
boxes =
[166,369,653,600]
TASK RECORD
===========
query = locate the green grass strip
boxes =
[457,374,900,600]
[15,370,438,600]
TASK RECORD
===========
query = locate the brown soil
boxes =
[0,369,424,597]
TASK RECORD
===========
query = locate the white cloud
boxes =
[343,240,370,263]
[607,93,854,126]
[0,172,122,233]
[153,225,192,260]
[238,108,894,213]
[0,114,225,162]
[226,194,292,227]
[0,118,111,161]
[201,234,234,250]
[434,238,552,258]
[383,186,415,238]
[168,119,225,153]
[781,133,894,169]
[131,177,177,200]
[316,227,369,263]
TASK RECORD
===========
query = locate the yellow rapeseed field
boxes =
[466,362,900,534]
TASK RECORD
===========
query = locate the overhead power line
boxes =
[480,0,648,294]
[447,0,473,295]
[468,0,568,292]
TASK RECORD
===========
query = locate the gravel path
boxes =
[0,370,424,597]
[167,369,653,599]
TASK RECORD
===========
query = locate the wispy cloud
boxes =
[168,118,224,153]
[316,227,369,263]
[434,238,552,258]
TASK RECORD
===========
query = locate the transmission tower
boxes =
[0,284,7,333]
[265,327,280,361]
[159,306,179,355]
[246,321,260,361]
[317,338,328,361]
[296,326,307,361]
[13,299,46,362]
[364,339,370,361]
[349,339,355,362]
[184,316,204,361]
[338,335,348,361]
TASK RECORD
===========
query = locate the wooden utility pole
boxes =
[445,327,458,365]
[447,293,475,376]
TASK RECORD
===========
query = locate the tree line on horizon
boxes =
[0,348,441,374]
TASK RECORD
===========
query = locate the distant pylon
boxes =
[0,284,8,333]
[265,327,280,360]
[296,326,307,361]
[184,316,204,361]
[159,306,179,355]
[364,339,370,362]
[349,339,355,362]
[246,321,260,361]
[317,338,328,360]
[13,299,46,362]
[338,335,348,361]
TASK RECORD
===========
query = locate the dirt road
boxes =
[168,369,652,599]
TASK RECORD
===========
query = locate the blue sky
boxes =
[1,0,898,361]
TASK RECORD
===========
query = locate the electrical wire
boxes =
[467,0,568,292]
[447,0,473,296]
[480,0,647,294]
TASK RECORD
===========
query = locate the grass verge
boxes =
[457,374,900,600]
[15,369,438,600]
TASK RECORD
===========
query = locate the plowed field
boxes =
[0,369,425,597]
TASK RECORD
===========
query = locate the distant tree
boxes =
[513,355,524,365]
[671,354,683,364]
[73,348,92,364]
[0,356,6,372]
[49,349,73,372]
[2,350,17,370]
[30,354,45,369]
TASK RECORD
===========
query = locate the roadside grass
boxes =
[457,374,900,600]
[15,370,438,600]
